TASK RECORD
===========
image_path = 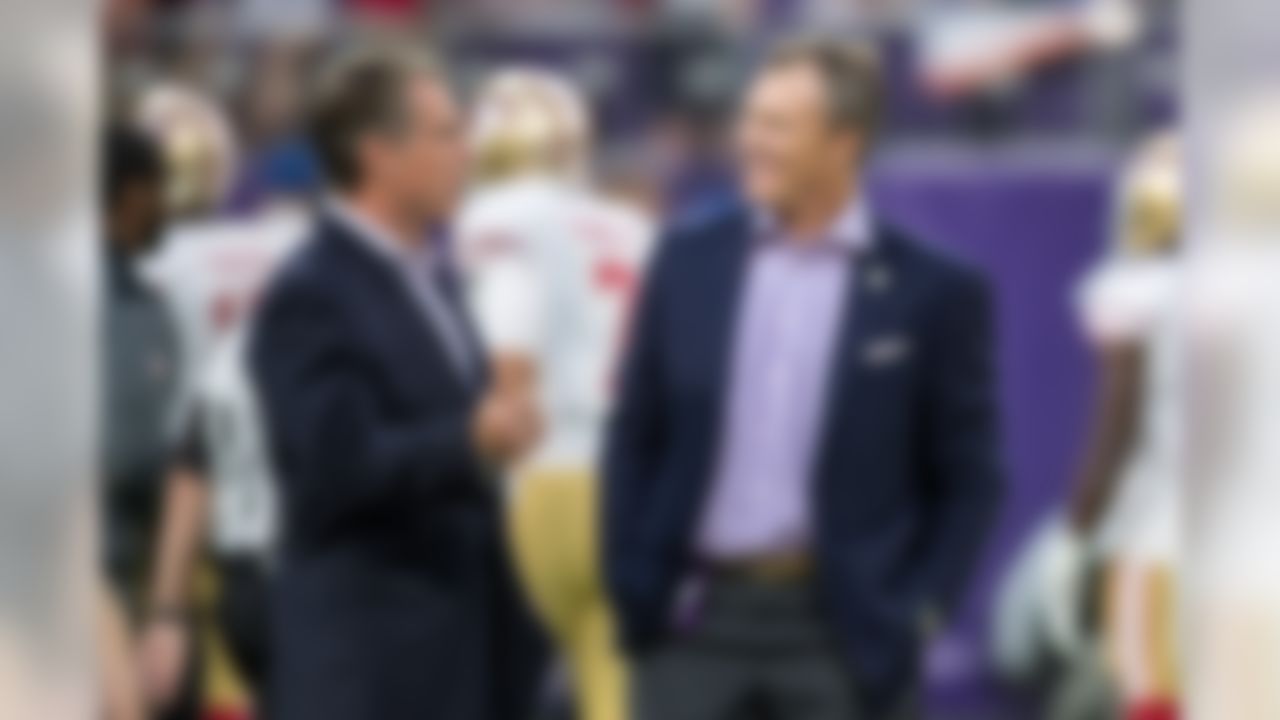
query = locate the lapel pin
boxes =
[866,264,892,294]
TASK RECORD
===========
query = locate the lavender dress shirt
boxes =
[694,196,871,560]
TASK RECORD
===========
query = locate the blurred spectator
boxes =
[102,123,203,720]
[235,0,334,39]
[102,122,173,618]
[227,41,323,212]
[346,0,430,22]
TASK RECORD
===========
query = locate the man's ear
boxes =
[356,133,388,183]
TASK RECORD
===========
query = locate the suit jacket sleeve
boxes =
[250,279,480,526]
[603,233,672,606]
[914,270,1004,621]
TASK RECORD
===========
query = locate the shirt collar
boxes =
[752,192,873,254]
[327,197,426,269]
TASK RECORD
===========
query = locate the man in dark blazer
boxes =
[250,48,545,720]
[605,40,1004,719]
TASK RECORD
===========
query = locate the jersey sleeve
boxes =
[1075,260,1172,345]
[455,210,547,355]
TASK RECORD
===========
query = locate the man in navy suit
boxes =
[605,40,1003,719]
[250,48,545,720]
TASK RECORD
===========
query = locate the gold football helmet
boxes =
[1116,130,1181,256]
[469,66,591,184]
[135,82,238,218]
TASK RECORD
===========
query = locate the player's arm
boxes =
[1031,271,1151,655]
[1067,267,1151,535]
[99,582,145,720]
[460,223,548,409]
[145,426,208,618]
[1068,340,1144,533]
[137,419,209,710]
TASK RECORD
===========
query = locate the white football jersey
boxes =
[1076,255,1180,562]
[143,207,309,394]
[197,328,277,555]
[456,178,654,468]
[143,207,308,556]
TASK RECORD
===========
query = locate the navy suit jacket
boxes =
[250,215,543,720]
[604,201,1003,707]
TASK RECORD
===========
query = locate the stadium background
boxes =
[105,0,1178,718]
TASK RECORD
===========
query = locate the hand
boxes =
[136,614,189,711]
[1037,519,1088,656]
[471,388,542,466]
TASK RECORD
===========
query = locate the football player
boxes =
[135,84,310,716]
[1063,131,1182,720]
[455,67,654,720]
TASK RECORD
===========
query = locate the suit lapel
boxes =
[431,259,490,388]
[816,228,904,466]
[320,218,475,400]
[702,212,755,424]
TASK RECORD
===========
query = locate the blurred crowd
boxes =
[105,0,1176,220]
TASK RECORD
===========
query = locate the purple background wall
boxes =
[870,149,1116,718]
